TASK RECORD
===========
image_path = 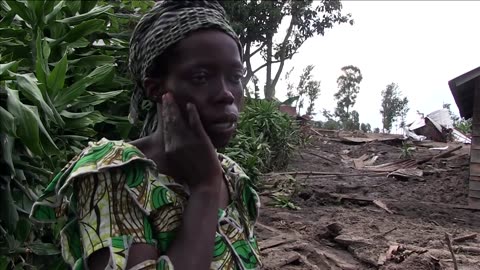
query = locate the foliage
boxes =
[221,0,352,99]
[443,103,460,125]
[343,110,360,131]
[334,65,363,127]
[0,1,152,268]
[285,65,321,116]
[360,123,371,133]
[223,99,301,182]
[400,142,415,159]
[380,83,409,133]
[456,118,472,135]
[373,127,380,133]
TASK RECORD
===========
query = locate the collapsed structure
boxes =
[449,66,480,208]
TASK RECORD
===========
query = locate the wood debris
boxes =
[444,233,459,270]
[453,233,477,243]
[373,199,394,214]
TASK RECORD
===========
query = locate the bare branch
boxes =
[252,60,282,75]
[272,15,296,89]
[249,43,265,58]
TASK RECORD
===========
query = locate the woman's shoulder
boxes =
[66,137,153,179]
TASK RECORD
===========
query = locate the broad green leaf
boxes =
[0,134,15,175]
[5,88,42,155]
[71,90,124,109]
[57,5,111,24]
[35,33,50,87]
[14,217,31,243]
[0,256,10,270]
[61,19,105,44]
[5,88,57,155]
[0,106,16,136]
[28,242,61,256]
[45,0,65,24]
[66,0,81,15]
[47,52,68,96]
[43,0,56,16]
[67,37,90,48]
[0,182,18,233]
[5,0,33,25]
[26,0,43,25]
[70,55,114,67]
[0,11,15,27]
[27,104,58,154]
[13,160,52,177]
[60,110,93,119]
[80,0,98,14]
[0,61,17,75]
[14,73,55,121]
[54,64,114,108]
[0,28,27,39]
[65,111,105,129]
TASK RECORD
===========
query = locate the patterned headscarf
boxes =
[128,0,242,136]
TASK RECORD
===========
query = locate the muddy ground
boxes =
[257,133,480,270]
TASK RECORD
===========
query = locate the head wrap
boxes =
[128,0,242,136]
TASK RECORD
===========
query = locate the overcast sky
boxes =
[251,1,480,132]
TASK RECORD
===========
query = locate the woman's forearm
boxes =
[165,179,222,270]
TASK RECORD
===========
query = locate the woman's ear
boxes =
[144,77,167,102]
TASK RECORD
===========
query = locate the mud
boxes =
[258,136,479,270]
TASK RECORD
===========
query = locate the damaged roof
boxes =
[448,66,480,119]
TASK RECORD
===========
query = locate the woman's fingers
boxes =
[186,103,206,137]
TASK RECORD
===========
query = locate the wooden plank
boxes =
[470,175,480,181]
[472,142,480,150]
[470,163,480,177]
[468,197,480,209]
[468,189,480,199]
[471,150,480,163]
[470,180,480,190]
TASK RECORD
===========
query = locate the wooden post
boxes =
[469,78,480,208]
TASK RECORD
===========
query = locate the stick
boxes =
[304,151,340,165]
[444,233,459,270]
[381,227,398,237]
[263,171,385,177]
[453,233,477,243]
[417,145,462,165]
[453,245,480,254]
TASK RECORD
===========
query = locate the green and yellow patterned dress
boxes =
[30,138,261,270]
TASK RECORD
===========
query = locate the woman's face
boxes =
[151,30,244,148]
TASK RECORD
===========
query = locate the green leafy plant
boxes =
[400,141,415,159]
[223,99,302,184]
[0,1,153,268]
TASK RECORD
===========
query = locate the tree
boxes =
[380,83,409,133]
[305,80,321,116]
[443,103,460,124]
[360,123,372,133]
[285,65,321,116]
[221,0,352,99]
[373,127,380,133]
[344,110,360,130]
[334,65,363,126]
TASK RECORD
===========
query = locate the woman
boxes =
[30,1,261,269]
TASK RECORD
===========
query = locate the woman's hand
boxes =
[162,92,223,191]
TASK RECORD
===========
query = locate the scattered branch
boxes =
[444,233,459,270]
[453,233,477,243]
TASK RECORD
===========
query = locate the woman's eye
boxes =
[230,73,243,83]
[192,72,208,84]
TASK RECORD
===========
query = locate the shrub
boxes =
[223,99,301,182]
[0,1,152,268]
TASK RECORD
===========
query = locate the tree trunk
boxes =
[264,32,274,100]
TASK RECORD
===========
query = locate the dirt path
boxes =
[257,136,480,270]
